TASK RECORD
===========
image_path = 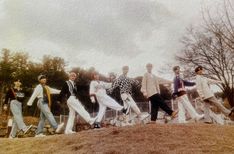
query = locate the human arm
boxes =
[49,87,61,94]
[107,78,120,94]
[155,76,161,94]
[4,89,13,104]
[172,77,179,97]
[89,81,97,103]
[27,85,41,106]
[183,80,196,87]
[140,74,147,97]
[206,77,222,84]
[103,81,112,89]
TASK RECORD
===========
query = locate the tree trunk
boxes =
[223,88,234,107]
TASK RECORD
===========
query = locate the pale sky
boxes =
[0,0,223,78]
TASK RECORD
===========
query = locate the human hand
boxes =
[3,104,8,111]
[90,96,96,103]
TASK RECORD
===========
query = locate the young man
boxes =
[172,66,204,123]
[141,63,178,123]
[89,72,124,128]
[108,66,149,123]
[27,75,64,137]
[58,71,96,134]
[195,66,234,123]
[5,80,32,138]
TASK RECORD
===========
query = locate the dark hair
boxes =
[173,66,180,72]
[195,66,203,73]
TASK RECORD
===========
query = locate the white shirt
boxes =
[89,80,112,97]
[141,72,160,98]
[195,75,221,100]
[27,84,60,106]
[69,80,75,87]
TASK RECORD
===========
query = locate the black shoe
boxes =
[94,123,101,129]
[122,108,129,115]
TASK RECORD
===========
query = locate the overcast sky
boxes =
[0,0,223,78]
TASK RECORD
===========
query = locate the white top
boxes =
[89,80,112,97]
[27,84,61,106]
[195,75,221,100]
[141,72,160,98]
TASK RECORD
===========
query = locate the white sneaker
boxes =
[55,122,64,133]
[65,130,76,134]
[9,135,15,139]
[89,117,97,125]
[35,133,46,137]
[195,114,204,121]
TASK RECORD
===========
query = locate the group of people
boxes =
[172,66,234,124]
[3,63,234,138]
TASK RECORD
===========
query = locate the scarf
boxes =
[42,85,52,108]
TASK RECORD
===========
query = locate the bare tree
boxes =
[177,0,234,106]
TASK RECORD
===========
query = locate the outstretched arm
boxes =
[107,78,120,94]
[49,87,61,94]
[141,74,147,96]
[132,79,141,90]
[27,85,41,106]
[183,80,196,87]
[206,77,222,84]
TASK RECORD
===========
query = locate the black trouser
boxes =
[149,93,173,121]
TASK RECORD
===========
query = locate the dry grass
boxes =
[0,124,234,154]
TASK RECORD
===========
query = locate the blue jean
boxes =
[10,100,27,137]
[36,98,58,134]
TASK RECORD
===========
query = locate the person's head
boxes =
[146,63,153,73]
[13,79,22,91]
[195,66,203,75]
[69,71,77,81]
[38,75,47,85]
[93,72,100,80]
[173,66,180,75]
[122,66,129,75]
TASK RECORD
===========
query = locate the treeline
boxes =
[0,48,173,116]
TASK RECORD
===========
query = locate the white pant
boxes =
[65,96,92,133]
[96,94,123,123]
[177,95,200,123]
[204,96,231,116]
[203,96,231,122]
[121,93,141,115]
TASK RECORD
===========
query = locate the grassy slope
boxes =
[1,124,234,154]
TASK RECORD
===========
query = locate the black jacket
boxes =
[4,88,25,104]
[58,81,78,102]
